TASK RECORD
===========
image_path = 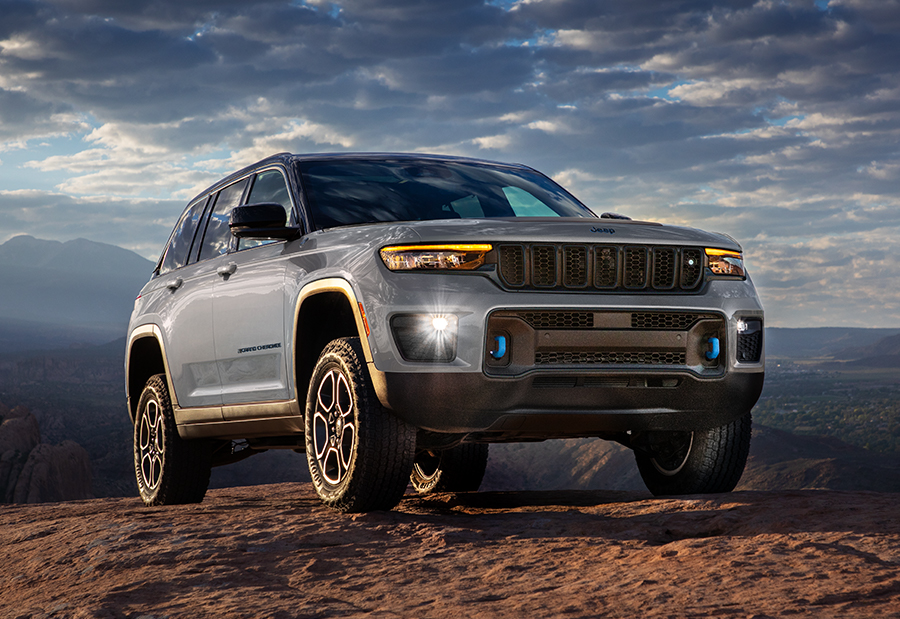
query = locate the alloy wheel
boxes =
[313,369,357,485]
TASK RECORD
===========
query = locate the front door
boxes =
[212,243,289,408]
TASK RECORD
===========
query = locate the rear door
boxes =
[151,196,222,410]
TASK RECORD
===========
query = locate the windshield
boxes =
[297,159,596,230]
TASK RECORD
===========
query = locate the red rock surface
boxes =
[1,483,898,618]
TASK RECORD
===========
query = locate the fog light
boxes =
[737,318,761,335]
[391,314,459,362]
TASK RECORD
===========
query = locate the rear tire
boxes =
[305,337,416,512]
[634,412,752,496]
[133,374,212,506]
[410,443,489,493]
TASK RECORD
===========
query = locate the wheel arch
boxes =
[292,278,372,404]
[126,325,174,423]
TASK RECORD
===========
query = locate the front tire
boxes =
[305,338,416,512]
[634,412,752,496]
[133,374,212,506]
[410,443,489,494]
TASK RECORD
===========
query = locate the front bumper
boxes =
[359,271,764,438]
[372,368,764,437]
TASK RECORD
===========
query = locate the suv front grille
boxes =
[535,351,686,366]
[487,310,726,376]
[519,311,595,329]
[497,244,705,292]
[631,312,714,330]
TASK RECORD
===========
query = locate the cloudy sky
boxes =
[1,0,899,328]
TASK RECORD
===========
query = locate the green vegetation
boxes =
[754,363,900,454]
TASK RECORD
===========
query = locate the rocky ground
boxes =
[1,483,898,619]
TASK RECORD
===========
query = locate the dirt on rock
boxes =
[1,483,898,619]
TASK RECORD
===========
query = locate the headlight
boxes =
[380,244,493,271]
[705,248,745,278]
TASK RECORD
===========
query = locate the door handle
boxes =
[166,277,183,290]
[217,263,237,277]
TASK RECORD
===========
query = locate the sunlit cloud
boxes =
[0,0,898,326]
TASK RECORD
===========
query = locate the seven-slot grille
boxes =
[498,244,704,292]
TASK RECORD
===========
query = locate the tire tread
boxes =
[635,412,751,496]
[134,374,212,506]
[305,338,415,512]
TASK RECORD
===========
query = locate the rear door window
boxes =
[159,197,209,274]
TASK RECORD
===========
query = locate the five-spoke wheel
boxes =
[133,374,212,506]
[305,338,416,512]
[137,397,166,493]
[313,369,357,485]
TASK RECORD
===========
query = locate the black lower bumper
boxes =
[372,368,764,439]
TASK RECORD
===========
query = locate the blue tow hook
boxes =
[706,336,720,361]
[490,335,507,359]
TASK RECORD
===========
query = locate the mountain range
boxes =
[0,235,155,351]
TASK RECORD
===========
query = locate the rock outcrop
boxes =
[0,402,93,503]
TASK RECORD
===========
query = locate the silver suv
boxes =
[126,153,764,512]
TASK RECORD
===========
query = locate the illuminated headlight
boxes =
[380,244,493,271]
[390,314,459,362]
[705,248,745,278]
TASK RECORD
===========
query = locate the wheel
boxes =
[305,337,416,512]
[410,443,489,493]
[634,412,752,496]
[133,374,212,506]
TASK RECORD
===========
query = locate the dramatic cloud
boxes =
[1,0,899,326]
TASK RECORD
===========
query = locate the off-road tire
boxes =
[634,412,752,496]
[305,337,416,512]
[133,374,212,506]
[410,443,489,493]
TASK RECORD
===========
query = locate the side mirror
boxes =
[229,203,301,240]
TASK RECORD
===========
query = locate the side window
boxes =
[247,169,291,208]
[503,186,561,217]
[198,179,249,262]
[159,197,208,274]
[239,170,292,251]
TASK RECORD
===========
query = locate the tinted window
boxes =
[503,186,560,217]
[198,179,248,261]
[240,170,292,251]
[298,160,594,230]
[247,169,291,208]
[159,197,208,274]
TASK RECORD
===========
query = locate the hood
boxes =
[334,217,743,251]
